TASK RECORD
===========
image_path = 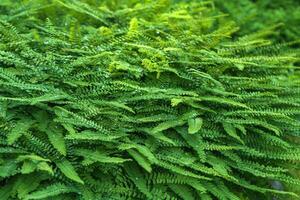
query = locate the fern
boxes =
[0,0,299,200]
[55,159,84,184]
[24,183,76,200]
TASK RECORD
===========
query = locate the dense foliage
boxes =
[215,0,300,42]
[0,0,299,200]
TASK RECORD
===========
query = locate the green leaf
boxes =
[127,149,152,173]
[0,160,18,178]
[124,162,152,198]
[171,98,183,107]
[37,162,54,175]
[151,132,175,144]
[65,130,122,141]
[201,96,249,109]
[223,123,244,144]
[46,124,66,156]
[15,174,42,199]
[176,127,206,161]
[17,155,51,162]
[55,159,84,184]
[7,120,34,145]
[152,119,185,133]
[30,93,69,105]
[21,161,36,174]
[119,143,157,163]
[169,184,195,200]
[0,181,14,200]
[158,160,211,180]
[25,183,75,200]
[0,100,7,118]
[73,148,131,165]
[188,117,203,134]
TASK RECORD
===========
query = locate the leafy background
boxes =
[0,0,299,200]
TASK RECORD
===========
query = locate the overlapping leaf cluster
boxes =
[0,0,299,200]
